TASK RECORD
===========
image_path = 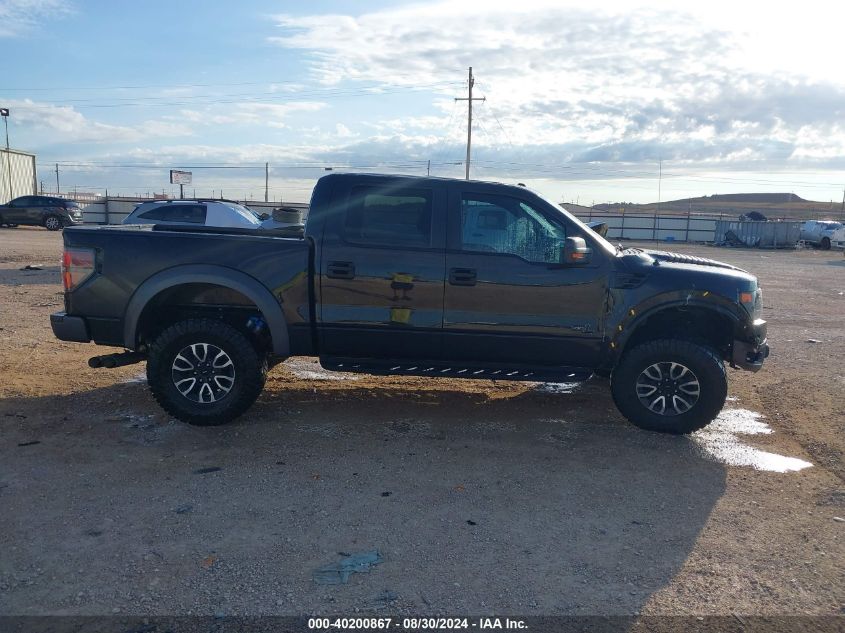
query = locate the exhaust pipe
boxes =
[88,351,146,369]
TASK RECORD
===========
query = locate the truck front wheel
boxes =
[611,339,727,434]
[146,318,267,425]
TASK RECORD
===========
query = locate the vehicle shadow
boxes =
[0,380,726,616]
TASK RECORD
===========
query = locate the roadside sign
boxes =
[170,169,192,185]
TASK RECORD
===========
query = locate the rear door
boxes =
[6,196,34,223]
[317,178,447,359]
[443,184,610,368]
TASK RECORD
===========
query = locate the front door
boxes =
[443,186,609,368]
[318,179,447,360]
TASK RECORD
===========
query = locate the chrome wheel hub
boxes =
[635,361,700,416]
[45,217,61,229]
[171,343,235,404]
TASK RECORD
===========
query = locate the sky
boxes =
[1,0,845,205]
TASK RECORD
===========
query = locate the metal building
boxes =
[0,149,37,204]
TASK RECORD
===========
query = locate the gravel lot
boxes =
[0,226,843,617]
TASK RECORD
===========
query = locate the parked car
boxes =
[0,195,84,230]
[800,220,844,250]
[51,173,768,435]
[123,199,263,229]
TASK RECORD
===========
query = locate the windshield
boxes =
[226,203,262,225]
[528,187,618,255]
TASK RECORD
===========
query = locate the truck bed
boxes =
[61,224,313,351]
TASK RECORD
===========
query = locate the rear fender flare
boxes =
[123,264,290,356]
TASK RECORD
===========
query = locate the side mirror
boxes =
[562,236,592,265]
[257,212,271,221]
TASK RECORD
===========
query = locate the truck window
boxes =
[343,186,432,247]
[460,194,566,263]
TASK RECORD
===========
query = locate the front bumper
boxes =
[51,312,90,342]
[732,318,769,372]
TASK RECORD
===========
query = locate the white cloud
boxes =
[267,1,845,169]
[178,101,326,128]
[5,99,194,143]
[0,0,71,37]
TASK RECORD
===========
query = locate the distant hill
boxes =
[591,192,842,221]
[694,193,809,204]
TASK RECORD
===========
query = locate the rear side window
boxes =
[343,186,432,247]
[138,204,207,224]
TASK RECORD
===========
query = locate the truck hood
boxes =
[616,247,758,293]
[642,249,747,273]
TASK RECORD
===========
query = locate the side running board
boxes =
[319,357,592,382]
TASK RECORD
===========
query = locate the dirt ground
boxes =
[0,226,843,617]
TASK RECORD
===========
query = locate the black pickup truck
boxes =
[51,173,768,434]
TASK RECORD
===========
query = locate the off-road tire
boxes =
[147,318,267,426]
[820,237,831,250]
[44,215,63,231]
[611,339,727,434]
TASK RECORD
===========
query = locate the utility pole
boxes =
[264,162,269,202]
[653,158,662,243]
[427,159,430,176]
[840,187,844,221]
[455,67,485,180]
[1,108,11,202]
[657,159,662,213]
[55,163,60,194]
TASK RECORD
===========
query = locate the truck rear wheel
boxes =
[820,237,831,250]
[611,339,727,434]
[146,318,267,426]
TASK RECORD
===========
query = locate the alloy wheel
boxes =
[635,361,700,416]
[171,342,236,403]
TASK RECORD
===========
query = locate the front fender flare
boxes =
[611,292,746,357]
[123,264,290,356]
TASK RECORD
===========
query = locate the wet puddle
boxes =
[693,408,812,473]
[532,382,582,394]
[283,358,358,381]
[123,372,147,384]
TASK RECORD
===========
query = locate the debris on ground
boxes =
[201,555,218,569]
[807,339,822,344]
[193,467,222,474]
[313,551,383,585]
[20,264,43,271]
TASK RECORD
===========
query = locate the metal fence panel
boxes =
[0,150,36,204]
[574,213,721,242]
[714,220,801,248]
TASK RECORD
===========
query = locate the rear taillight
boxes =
[62,247,95,292]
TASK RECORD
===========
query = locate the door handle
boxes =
[449,267,477,286]
[326,261,355,279]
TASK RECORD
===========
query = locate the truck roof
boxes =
[317,171,520,189]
